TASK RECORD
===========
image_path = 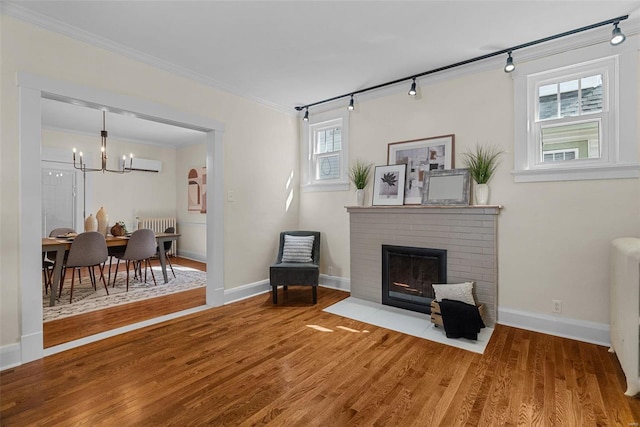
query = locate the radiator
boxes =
[137,217,177,256]
[610,237,640,396]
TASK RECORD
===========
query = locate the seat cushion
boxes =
[281,234,314,263]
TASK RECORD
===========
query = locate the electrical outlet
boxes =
[328,266,333,276]
[552,299,562,313]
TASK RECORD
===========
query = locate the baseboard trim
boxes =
[498,306,610,347]
[0,343,22,371]
[176,250,206,263]
[224,280,271,304]
[320,274,350,292]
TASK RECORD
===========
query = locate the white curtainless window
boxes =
[302,110,350,192]
[512,42,639,182]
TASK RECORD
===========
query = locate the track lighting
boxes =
[295,14,628,119]
[504,52,515,73]
[408,78,417,96]
[610,22,626,45]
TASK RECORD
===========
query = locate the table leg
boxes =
[49,247,65,307]
[157,238,169,283]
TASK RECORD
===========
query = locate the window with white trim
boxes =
[534,66,607,165]
[512,42,638,182]
[302,110,349,191]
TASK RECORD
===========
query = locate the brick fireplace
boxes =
[347,205,501,325]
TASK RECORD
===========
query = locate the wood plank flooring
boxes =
[44,257,206,348]
[4,287,640,426]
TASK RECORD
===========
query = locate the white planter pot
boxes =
[475,183,490,205]
[355,189,365,206]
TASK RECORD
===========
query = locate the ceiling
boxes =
[6,1,640,146]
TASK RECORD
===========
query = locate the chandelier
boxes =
[73,110,133,173]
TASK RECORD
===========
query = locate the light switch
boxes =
[227,190,235,202]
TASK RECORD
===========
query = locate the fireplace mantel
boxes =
[346,205,502,214]
[347,204,501,325]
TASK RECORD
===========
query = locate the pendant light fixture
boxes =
[73,110,133,174]
[303,108,309,121]
[348,95,355,111]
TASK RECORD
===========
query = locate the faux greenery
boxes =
[462,144,504,184]
[349,159,373,189]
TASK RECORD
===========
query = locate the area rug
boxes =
[323,297,493,354]
[43,265,206,322]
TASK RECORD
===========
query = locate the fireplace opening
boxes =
[382,245,447,314]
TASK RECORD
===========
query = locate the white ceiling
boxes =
[6,1,640,146]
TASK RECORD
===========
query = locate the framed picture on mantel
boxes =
[372,164,407,206]
[387,134,455,204]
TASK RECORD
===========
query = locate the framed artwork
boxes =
[188,167,207,213]
[372,164,407,206]
[422,168,471,206]
[387,134,455,204]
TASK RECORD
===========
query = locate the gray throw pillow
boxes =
[282,234,314,263]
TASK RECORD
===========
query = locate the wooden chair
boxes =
[58,231,109,303]
[112,229,157,291]
[270,231,320,304]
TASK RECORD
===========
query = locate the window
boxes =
[512,42,638,182]
[535,70,605,165]
[302,110,349,191]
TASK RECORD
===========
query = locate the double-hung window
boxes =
[513,42,638,182]
[302,110,350,191]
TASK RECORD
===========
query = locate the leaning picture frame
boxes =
[422,168,471,206]
[387,134,455,204]
[372,164,407,206]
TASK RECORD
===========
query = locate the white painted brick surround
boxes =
[347,205,501,325]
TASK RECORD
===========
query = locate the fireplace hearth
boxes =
[382,245,446,314]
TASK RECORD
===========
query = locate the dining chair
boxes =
[47,227,82,284]
[58,231,109,303]
[157,226,176,279]
[112,229,157,291]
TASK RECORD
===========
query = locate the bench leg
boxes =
[272,286,277,304]
[312,286,317,304]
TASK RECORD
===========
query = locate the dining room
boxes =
[39,97,211,347]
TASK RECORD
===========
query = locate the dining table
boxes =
[41,232,180,307]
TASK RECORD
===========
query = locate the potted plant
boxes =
[462,144,503,205]
[349,159,373,206]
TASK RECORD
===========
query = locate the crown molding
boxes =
[1,2,294,116]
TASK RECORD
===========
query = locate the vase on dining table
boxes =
[84,214,97,232]
[96,206,109,236]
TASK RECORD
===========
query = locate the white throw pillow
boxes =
[281,234,315,263]
[432,282,476,306]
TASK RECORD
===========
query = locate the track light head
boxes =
[504,51,515,73]
[610,22,626,45]
[348,95,355,111]
[408,78,417,96]
[303,108,309,121]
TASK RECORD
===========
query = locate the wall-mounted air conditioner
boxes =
[121,157,162,173]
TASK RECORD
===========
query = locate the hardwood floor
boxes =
[4,287,640,426]
[43,257,206,348]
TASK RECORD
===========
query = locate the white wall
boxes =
[176,143,207,261]
[301,44,640,328]
[0,16,299,349]
[42,129,178,232]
